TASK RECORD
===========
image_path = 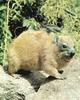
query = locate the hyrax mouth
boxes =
[65,50,75,58]
[61,51,75,62]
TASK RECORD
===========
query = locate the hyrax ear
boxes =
[53,36,59,45]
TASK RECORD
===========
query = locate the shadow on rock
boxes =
[16,70,57,92]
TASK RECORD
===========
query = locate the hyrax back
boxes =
[8,30,52,74]
[8,30,75,79]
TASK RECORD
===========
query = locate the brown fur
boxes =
[7,30,75,79]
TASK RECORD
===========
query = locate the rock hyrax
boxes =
[8,30,75,79]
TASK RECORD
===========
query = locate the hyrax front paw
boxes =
[55,73,66,80]
[46,74,66,81]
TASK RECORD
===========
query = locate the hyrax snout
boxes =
[8,30,75,79]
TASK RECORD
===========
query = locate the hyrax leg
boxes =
[8,64,20,75]
[43,66,66,80]
[8,65,16,75]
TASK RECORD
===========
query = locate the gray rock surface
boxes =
[0,58,80,100]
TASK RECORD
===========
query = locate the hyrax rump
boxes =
[8,30,75,79]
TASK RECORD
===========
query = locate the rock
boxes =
[0,59,80,100]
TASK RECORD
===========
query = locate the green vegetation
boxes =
[0,0,80,66]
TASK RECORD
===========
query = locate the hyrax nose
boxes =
[70,51,75,58]
[70,52,75,57]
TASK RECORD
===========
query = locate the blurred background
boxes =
[0,0,80,66]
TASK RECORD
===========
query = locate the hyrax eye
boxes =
[62,44,67,48]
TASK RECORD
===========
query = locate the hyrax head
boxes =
[54,35,75,61]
